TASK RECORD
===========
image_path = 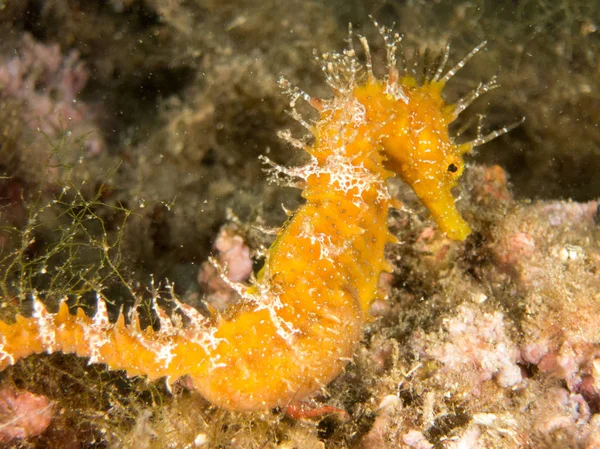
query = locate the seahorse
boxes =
[0,23,517,411]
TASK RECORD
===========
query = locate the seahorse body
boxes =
[0,27,504,411]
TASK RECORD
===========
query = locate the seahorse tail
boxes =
[0,298,193,381]
[0,293,361,411]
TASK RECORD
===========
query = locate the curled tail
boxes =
[0,283,363,411]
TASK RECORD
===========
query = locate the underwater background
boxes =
[0,1,599,447]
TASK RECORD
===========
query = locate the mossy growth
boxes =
[0,135,129,315]
[0,131,159,447]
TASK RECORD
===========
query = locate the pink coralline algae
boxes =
[530,387,600,445]
[0,33,103,154]
[197,225,253,311]
[481,198,600,446]
[413,305,522,391]
[402,429,433,449]
[490,200,599,288]
[0,388,54,443]
[442,427,482,449]
[493,231,536,273]
[493,200,600,399]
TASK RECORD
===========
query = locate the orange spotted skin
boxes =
[0,27,502,411]
[182,91,395,408]
[354,79,473,240]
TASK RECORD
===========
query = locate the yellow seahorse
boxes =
[0,23,517,411]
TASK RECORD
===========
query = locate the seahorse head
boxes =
[387,79,472,240]
[354,79,473,240]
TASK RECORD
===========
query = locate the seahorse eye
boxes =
[448,163,458,173]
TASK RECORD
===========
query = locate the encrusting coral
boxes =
[0,387,54,443]
[0,32,104,156]
[0,22,516,412]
